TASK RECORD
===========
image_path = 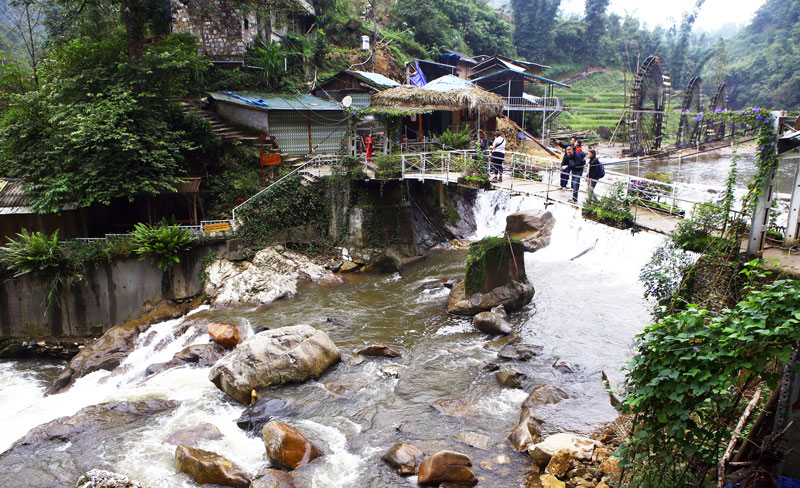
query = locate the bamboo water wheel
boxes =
[705,82,729,142]
[628,55,669,155]
[676,76,703,148]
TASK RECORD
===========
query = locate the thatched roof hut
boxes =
[370,81,504,116]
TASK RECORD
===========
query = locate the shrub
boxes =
[582,182,635,229]
[639,240,698,319]
[373,153,403,179]
[130,221,195,272]
[437,126,474,150]
[0,229,83,309]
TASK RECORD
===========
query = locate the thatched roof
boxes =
[369,84,504,116]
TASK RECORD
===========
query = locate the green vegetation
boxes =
[582,182,635,229]
[464,237,521,294]
[373,154,403,179]
[557,71,626,134]
[437,126,474,150]
[130,221,195,272]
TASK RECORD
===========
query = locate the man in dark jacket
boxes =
[586,149,603,193]
[560,146,577,191]
[567,147,585,202]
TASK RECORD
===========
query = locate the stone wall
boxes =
[0,242,226,338]
[170,0,257,61]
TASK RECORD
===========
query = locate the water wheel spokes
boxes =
[629,55,668,155]
[677,76,703,148]
[705,82,728,142]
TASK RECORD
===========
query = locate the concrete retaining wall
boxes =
[0,243,225,338]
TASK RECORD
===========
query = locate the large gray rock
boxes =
[528,433,601,466]
[204,246,342,307]
[209,325,341,405]
[505,210,555,252]
[508,385,568,451]
[447,238,535,316]
[0,400,178,487]
[144,343,225,377]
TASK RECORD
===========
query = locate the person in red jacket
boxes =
[365,133,374,162]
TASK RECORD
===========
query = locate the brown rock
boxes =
[357,344,401,357]
[496,368,528,389]
[598,457,620,478]
[208,323,241,349]
[145,344,225,376]
[473,311,513,335]
[596,482,610,488]
[381,442,425,476]
[174,445,250,487]
[46,301,191,395]
[523,385,569,408]
[262,421,322,470]
[545,449,573,478]
[166,423,223,446]
[539,474,566,488]
[508,405,543,451]
[431,398,479,417]
[455,431,494,450]
[417,451,478,486]
[338,261,361,273]
[251,468,296,488]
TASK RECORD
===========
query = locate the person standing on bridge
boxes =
[490,131,506,182]
[560,145,577,191]
[567,147,585,203]
[586,149,604,193]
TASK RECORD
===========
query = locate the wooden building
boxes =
[313,70,401,108]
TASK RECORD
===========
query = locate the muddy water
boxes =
[0,192,662,487]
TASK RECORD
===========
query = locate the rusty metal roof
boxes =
[175,177,201,193]
[0,178,35,214]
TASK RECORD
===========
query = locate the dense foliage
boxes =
[581,181,635,229]
[130,221,195,272]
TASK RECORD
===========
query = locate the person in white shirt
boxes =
[490,131,506,182]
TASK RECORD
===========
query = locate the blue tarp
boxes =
[219,91,270,108]
[409,60,428,87]
[351,71,400,88]
[423,75,473,93]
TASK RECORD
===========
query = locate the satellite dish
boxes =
[342,95,353,108]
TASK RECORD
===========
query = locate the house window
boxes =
[244,18,249,30]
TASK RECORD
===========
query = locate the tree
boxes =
[583,0,609,59]
[510,0,560,62]
[1,0,48,85]
[668,0,706,87]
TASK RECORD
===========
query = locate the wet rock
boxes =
[539,474,566,488]
[0,399,178,487]
[553,360,575,374]
[487,333,520,350]
[508,405,544,451]
[341,352,365,366]
[251,468,296,488]
[166,423,223,446]
[357,344,401,358]
[417,450,478,486]
[378,365,401,378]
[601,370,624,407]
[431,398,479,417]
[237,398,296,434]
[447,239,534,316]
[490,304,507,319]
[262,421,323,470]
[480,361,502,372]
[362,249,403,273]
[528,434,601,467]
[456,431,494,451]
[74,469,149,488]
[175,444,250,487]
[204,245,342,307]
[145,344,225,377]
[324,379,366,398]
[339,261,362,273]
[524,385,569,407]
[496,368,528,389]
[497,343,542,361]
[416,278,457,291]
[207,323,241,349]
[473,311,513,335]
[598,456,620,478]
[0,337,91,361]
[505,210,555,252]
[46,302,192,395]
[381,442,425,476]
[209,325,341,405]
[545,449,573,478]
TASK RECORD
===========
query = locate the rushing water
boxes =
[0,191,663,487]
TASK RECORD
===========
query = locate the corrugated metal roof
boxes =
[471,69,571,88]
[350,71,400,88]
[0,178,28,209]
[210,92,345,111]
[175,177,201,193]
[423,75,474,92]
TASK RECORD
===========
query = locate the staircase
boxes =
[177,99,278,150]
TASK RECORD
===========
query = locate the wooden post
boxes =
[307,115,313,153]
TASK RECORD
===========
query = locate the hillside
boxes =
[556,71,627,134]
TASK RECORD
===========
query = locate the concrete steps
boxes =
[176,99,278,150]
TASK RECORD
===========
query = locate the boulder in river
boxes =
[508,404,544,451]
[208,325,341,405]
[504,210,555,252]
[524,385,569,407]
[381,442,425,476]
[46,301,192,395]
[496,368,528,389]
[357,344,402,358]
[165,423,223,446]
[417,450,478,486]
[237,398,296,434]
[431,398,479,417]
[74,469,148,488]
[175,445,250,487]
[203,245,342,307]
[251,468,296,488]
[473,311,513,335]
[207,323,241,349]
[497,343,542,361]
[262,421,323,470]
[528,433,601,467]
[0,400,178,487]
[144,343,225,377]
[447,238,534,316]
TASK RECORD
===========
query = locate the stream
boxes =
[0,191,664,487]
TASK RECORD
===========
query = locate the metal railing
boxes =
[501,97,563,110]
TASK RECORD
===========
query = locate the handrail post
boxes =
[401,154,406,179]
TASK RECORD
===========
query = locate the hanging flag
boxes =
[409,60,428,87]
